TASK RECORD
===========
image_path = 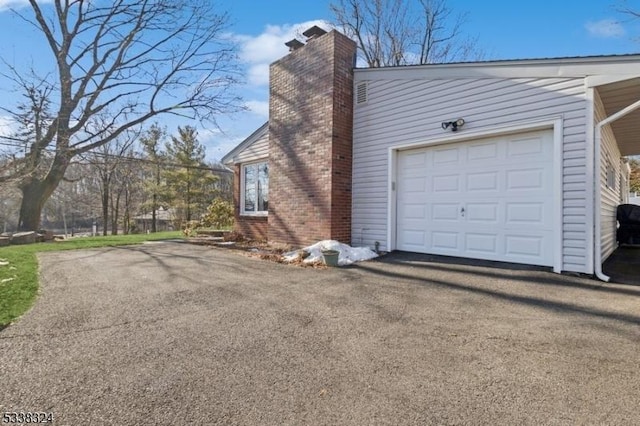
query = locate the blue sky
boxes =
[0,0,639,161]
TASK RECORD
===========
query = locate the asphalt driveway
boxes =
[1,241,639,425]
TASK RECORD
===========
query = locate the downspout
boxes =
[594,98,640,282]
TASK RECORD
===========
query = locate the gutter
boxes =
[594,98,640,282]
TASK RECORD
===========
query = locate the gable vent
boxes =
[356,81,368,105]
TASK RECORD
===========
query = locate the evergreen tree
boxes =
[140,124,168,233]
[163,126,217,225]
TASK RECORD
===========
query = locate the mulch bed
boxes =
[184,235,327,268]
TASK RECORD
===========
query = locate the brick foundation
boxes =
[236,215,268,241]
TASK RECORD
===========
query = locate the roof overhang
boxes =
[220,122,268,165]
[354,54,640,82]
[591,76,640,156]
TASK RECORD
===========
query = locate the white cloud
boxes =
[0,0,51,12]
[0,115,16,136]
[585,19,625,38]
[246,100,269,118]
[207,135,246,162]
[237,20,333,87]
[197,127,222,141]
[246,63,270,87]
[196,125,238,162]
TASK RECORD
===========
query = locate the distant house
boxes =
[222,26,640,280]
[133,207,175,232]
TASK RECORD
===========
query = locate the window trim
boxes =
[240,160,268,216]
[605,159,616,191]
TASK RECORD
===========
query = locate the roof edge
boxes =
[220,121,268,165]
[355,53,640,71]
[354,53,640,81]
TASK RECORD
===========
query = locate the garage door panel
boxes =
[400,151,428,168]
[432,231,459,250]
[467,171,499,192]
[396,129,554,267]
[505,202,545,226]
[507,135,546,157]
[466,233,498,254]
[402,204,426,220]
[432,147,460,166]
[400,177,427,193]
[432,203,459,221]
[467,142,499,161]
[401,229,426,247]
[466,203,499,223]
[432,174,460,192]
[506,168,545,190]
[505,234,544,258]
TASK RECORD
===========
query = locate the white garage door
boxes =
[396,129,554,267]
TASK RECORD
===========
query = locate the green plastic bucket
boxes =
[322,249,340,267]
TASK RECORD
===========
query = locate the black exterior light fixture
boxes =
[441,118,465,132]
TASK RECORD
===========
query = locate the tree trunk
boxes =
[18,178,57,231]
[111,190,121,236]
[152,163,160,232]
[123,186,132,235]
[102,178,109,236]
[186,167,191,222]
[152,193,157,233]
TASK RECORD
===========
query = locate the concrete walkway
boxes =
[1,241,639,425]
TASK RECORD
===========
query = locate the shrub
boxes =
[200,197,234,229]
[182,220,200,237]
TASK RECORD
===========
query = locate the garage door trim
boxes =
[387,118,563,273]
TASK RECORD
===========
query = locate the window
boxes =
[242,161,268,215]
[606,161,616,191]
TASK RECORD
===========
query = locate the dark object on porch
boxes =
[616,204,640,245]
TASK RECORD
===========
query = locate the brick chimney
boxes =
[268,29,357,247]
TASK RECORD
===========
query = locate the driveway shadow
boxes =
[356,251,640,329]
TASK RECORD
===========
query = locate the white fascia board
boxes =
[354,56,640,82]
[586,75,640,87]
[220,122,269,165]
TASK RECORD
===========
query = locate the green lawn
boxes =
[0,231,182,327]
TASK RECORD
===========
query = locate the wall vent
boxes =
[356,81,368,105]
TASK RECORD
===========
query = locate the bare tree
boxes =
[85,130,137,236]
[0,0,242,231]
[330,0,482,67]
[618,1,640,18]
[43,161,98,235]
[116,154,146,234]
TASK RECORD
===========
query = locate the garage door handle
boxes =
[461,207,465,217]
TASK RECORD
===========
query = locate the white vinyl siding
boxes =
[595,91,622,261]
[235,128,269,163]
[352,75,589,273]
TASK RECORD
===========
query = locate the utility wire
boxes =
[0,139,231,172]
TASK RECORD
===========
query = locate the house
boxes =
[222,26,640,280]
[133,207,175,232]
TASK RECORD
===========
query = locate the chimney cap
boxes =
[303,26,327,40]
[285,38,305,51]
